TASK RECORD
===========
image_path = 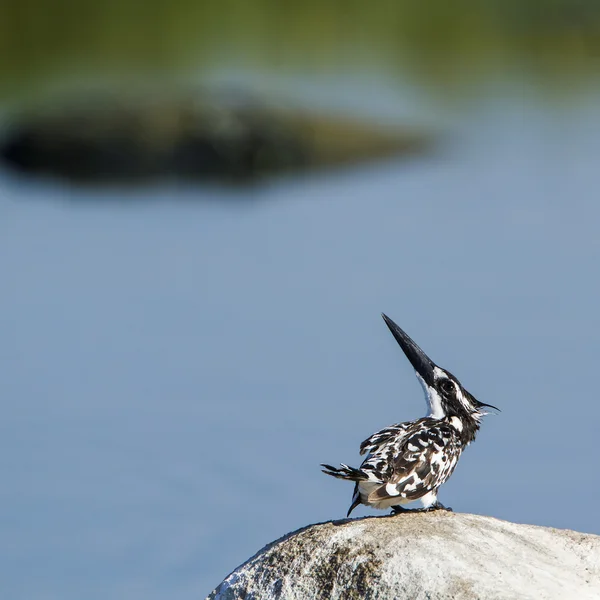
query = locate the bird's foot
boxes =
[422,502,452,512]
[391,502,452,515]
[390,505,410,515]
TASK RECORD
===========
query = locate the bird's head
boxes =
[381,313,499,423]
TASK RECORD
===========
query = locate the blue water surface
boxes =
[2,96,600,599]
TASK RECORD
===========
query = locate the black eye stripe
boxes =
[439,380,455,394]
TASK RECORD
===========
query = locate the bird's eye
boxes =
[439,380,455,394]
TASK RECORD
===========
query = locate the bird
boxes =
[321,313,498,517]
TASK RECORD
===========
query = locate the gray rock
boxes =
[207,512,600,600]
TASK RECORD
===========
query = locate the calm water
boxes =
[2,95,600,599]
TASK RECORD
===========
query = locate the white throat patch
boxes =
[416,373,445,419]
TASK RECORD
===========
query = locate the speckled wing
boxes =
[366,420,461,504]
[359,422,412,456]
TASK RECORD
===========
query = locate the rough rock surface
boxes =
[207,512,600,600]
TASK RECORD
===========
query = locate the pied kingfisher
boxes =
[321,314,498,516]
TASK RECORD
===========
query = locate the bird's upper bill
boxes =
[381,313,437,386]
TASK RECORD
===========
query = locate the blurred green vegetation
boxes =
[1,0,599,102]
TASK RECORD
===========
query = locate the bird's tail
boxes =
[320,463,367,481]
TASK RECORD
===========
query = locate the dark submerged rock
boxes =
[0,91,430,184]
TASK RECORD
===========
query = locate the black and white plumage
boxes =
[321,314,498,516]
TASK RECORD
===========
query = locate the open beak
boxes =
[381,313,436,387]
[476,399,501,413]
